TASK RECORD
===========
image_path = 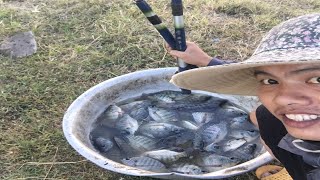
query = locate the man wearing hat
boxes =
[168,13,320,180]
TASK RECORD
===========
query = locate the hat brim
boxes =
[170,59,320,96]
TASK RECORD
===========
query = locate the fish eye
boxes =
[307,77,320,84]
[260,78,278,85]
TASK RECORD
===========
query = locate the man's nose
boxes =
[273,84,311,106]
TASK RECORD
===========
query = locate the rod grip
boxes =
[171,0,183,16]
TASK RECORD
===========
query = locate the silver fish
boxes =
[146,91,211,104]
[221,103,248,115]
[148,106,178,122]
[222,138,247,152]
[98,104,124,126]
[229,129,260,142]
[120,100,151,121]
[204,142,221,153]
[125,135,158,152]
[173,120,198,130]
[121,156,167,172]
[143,149,188,163]
[228,143,257,161]
[138,122,184,138]
[173,93,212,103]
[92,137,113,153]
[115,114,138,135]
[119,100,147,111]
[114,136,141,156]
[197,153,240,171]
[143,90,181,103]
[194,121,228,149]
[158,130,195,148]
[91,90,263,174]
[192,112,219,125]
[170,163,205,175]
[104,147,122,162]
[157,96,228,112]
[229,115,253,129]
[129,106,149,122]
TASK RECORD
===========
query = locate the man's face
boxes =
[255,64,320,141]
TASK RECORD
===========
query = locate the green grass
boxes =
[1,0,319,179]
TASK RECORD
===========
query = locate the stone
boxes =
[0,31,37,58]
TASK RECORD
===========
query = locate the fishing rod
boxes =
[171,0,197,94]
[134,0,197,94]
[134,0,176,48]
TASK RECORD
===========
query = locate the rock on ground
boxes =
[0,31,37,58]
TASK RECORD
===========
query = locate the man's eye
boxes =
[261,79,278,85]
[307,77,320,84]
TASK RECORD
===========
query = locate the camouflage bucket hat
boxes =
[170,13,320,96]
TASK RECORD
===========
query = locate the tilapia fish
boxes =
[121,156,167,172]
[170,163,205,175]
[97,104,124,127]
[148,106,179,122]
[92,137,113,153]
[229,115,254,129]
[115,114,139,135]
[157,130,195,148]
[227,144,257,161]
[90,135,122,161]
[196,153,241,171]
[138,122,184,138]
[143,90,211,104]
[90,90,261,175]
[157,96,229,112]
[192,112,219,125]
[143,149,188,163]
[221,138,247,152]
[193,121,228,149]
[114,135,158,153]
[229,129,260,142]
[120,100,151,121]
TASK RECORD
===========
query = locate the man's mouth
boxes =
[283,113,320,128]
[285,114,319,121]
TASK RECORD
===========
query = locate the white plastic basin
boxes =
[63,67,273,179]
